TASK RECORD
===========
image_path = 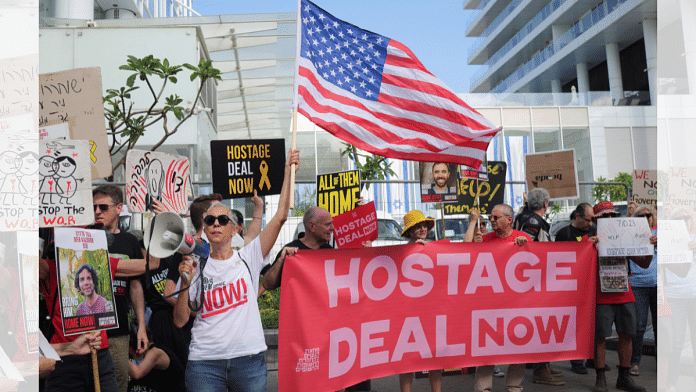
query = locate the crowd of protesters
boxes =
[23,150,674,392]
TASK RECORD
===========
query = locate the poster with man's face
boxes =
[420,162,458,203]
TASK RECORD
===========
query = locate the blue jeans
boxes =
[186,351,267,392]
[631,286,657,367]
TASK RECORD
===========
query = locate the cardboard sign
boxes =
[657,220,693,264]
[125,150,191,214]
[0,132,39,231]
[39,140,94,228]
[596,217,653,257]
[0,54,39,122]
[525,150,579,200]
[54,227,118,335]
[665,167,696,215]
[420,162,458,203]
[632,170,657,207]
[459,156,488,181]
[317,170,361,217]
[278,242,597,391]
[210,139,286,199]
[39,67,111,179]
[332,201,378,248]
[444,161,507,215]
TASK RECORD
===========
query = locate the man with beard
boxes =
[427,162,452,195]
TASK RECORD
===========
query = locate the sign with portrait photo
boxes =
[54,227,118,335]
[125,150,191,214]
[420,162,458,203]
[210,139,286,199]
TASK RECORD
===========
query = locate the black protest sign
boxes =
[444,161,507,216]
[316,170,361,217]
[211,139,285,199]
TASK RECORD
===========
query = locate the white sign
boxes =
[596,217,653,257]
[658,220,693,264]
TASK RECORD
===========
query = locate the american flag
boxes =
[294,0,502,168]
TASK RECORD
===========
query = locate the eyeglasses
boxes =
[204,215,232,226]
[593,212,620,221]
[490,215,509,221]
[93,204,116,211]
[478,222,487,227]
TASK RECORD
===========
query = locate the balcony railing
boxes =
[458,91,649,106]
[484,0,629,94]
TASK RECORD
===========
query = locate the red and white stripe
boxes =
[296,39,501,167]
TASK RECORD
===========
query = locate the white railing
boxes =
[135,0,201,18]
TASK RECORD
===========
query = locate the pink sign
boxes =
[332,201,378,249]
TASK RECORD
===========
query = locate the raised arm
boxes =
[259,149,300,258]
[464,209,481,243]
[244,190,265,246]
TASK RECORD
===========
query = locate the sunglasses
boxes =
[204,215,232,226]
[636,213,652,219]
[93,204,116,211]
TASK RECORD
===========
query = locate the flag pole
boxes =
[290,0,302,210]
[440,202,445,239]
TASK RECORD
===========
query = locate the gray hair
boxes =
[206,203,238,226]
[494,204,514,217]
[633,205,651,217]
[527,188,550,211]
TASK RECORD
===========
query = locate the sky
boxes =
[191,0,483,93]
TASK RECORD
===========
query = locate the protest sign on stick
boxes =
[210,139,286,199]
[420,162,458,203]
[54,227,118,336]
[317,170,361,217]
[525,150,579,200]
[632,170,657,207]
[445,161,506,215]
[39,67,111,179]
[39,140,94,228]
[332,201,378,249]
[279,242,596,391]
[125,150,191,214]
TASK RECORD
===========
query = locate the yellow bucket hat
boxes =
[401,210,435,237]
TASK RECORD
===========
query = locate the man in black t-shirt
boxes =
[93,185,147,392]
[263,206,335,290]
[555,202,598,375]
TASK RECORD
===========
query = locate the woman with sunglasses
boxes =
[174,149,300,392]
[627,206,658,377]
[396,210,443,392]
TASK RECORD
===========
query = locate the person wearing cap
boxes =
[397,210,443,392]
[464,204,530,392]
[592,201,652,392]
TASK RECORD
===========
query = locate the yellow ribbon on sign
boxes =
[89,140,97,163]
[259,160,271,191]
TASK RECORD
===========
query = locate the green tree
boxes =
[591,172,633,203]
[292,185,317,217]
[340,143,397,191]
[103,55,222,176]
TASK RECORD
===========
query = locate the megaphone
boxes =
[144,212,210,280]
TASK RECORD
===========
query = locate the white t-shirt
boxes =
[186,237,271,360]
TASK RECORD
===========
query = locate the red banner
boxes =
[332,201,378,249]
[278,242,597,392]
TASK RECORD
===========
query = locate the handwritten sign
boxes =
[210,139,286,199]
[596,217,653,257]
[0,133,39,231]
[317,170,361,217]
[525,149,579,200]
[54,227,118,335]
[39,67,111,179]
[420,162,458,203]
[632,169,657,206]
[444,161,507,215]
[39,140,94,228]
[125,150,191,214]
[657,220,693,264]
[332,201,378,248]
[665,167,696,213]
[0,54,39,122]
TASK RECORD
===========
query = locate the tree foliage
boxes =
[340,143,397,191]
[591,172,633,203]
[103,55,222,176]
